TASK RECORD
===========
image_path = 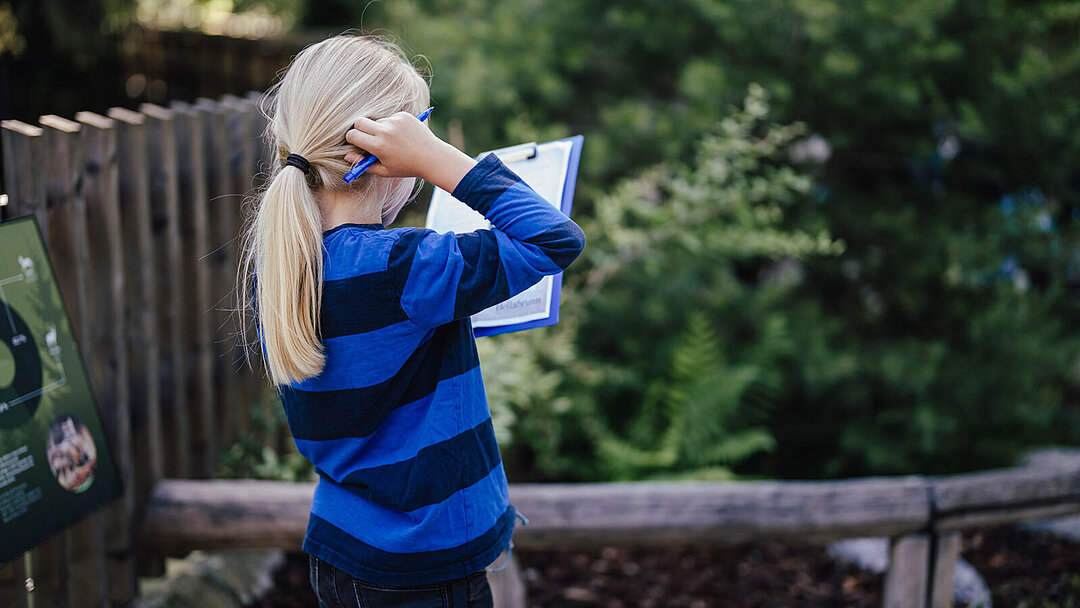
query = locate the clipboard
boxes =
[425,134,583,337]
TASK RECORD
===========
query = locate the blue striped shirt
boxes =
[263,153,585,586]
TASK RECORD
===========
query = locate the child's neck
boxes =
[317,188,383,230]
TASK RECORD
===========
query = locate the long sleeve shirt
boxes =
[267,153,585,586]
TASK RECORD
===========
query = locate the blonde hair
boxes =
[237,33,431,387]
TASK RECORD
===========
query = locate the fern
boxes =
[590,311,777,479]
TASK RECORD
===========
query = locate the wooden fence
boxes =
[0,93,278,607]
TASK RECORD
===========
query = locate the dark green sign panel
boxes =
[0,215,121,566]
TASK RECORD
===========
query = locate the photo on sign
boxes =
[46,415,97,494]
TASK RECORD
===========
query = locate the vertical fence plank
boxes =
[221,94,258,442]
[2,121,46,230]
[140,103,191,480]
[39,116,89,340]
[39,114,96,608]
[46,112,110,608]
[194,98,239,459]
[75,111,138,604]
[219,95,253,440]
[169,101,217,479]
[107,107,166,579]
[41,114,105,608]
[884,533,930,608]
[0,118,45,608]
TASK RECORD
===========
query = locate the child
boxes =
[237,34,586,607]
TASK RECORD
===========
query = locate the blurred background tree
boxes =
[4,0,1080,481]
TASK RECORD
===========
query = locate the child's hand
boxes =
[344,112,476,192]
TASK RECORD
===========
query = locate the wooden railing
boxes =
[0,94,276,607]
[141,451,1080,608]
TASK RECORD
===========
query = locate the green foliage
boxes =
[479,88,840,481]
[574,87,838,480]
[213,394,315,482]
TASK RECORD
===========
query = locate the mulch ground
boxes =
[958,525,1080,607]
[252,525,1080,608]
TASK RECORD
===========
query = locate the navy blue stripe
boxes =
[449,153,510,216]
[523,219,586,270]
[385,228,425,293]
[333,416,502,512]
[320,271,407,339]
[305,504,515,585]
[452,230,510,319]
[280,319,478,441]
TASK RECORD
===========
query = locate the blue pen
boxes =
[343,107,435,183]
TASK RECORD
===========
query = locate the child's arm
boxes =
[345,112,586,329]
[388,154,584,328]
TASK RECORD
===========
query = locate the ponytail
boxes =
[239,162,326,387]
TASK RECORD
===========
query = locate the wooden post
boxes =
[489,554,526,608]
[140,103,191,480]
[0,117,46,608]
[169,100,217,479]
[45,111,113,608]
[40,114,95,608]
[76,110,139,604]
[39,116,89,344]
[883,533,929,608]
[882,531,961,608]
[108,107,166,578]
[194,98,239,458]
[929,532,960,608]
[1,121,47,230]
[220,95,256,441]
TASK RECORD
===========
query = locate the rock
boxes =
[1021,515,1080,547]
[135,549,285,608]
[953,558,992,608]
[825,538,888,573]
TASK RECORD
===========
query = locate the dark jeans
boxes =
[308,555,495,608]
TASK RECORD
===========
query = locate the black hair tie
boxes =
[285,153,311,175]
